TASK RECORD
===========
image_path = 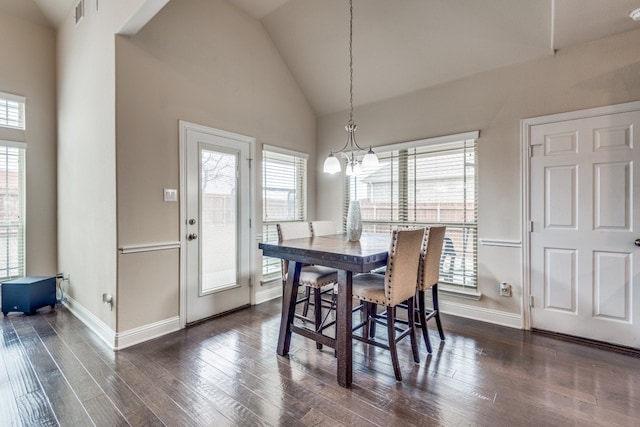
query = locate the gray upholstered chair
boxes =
[277,222,337,349]
[416,226,447,353]
[351,227,425,381]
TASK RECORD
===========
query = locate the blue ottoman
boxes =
[1,276,56,316]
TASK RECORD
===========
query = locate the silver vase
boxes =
[346,200,362,242]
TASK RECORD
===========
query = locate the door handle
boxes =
[187,233,198,241]
[635,239,640,247]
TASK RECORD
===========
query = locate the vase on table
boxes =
[346,200,362,242]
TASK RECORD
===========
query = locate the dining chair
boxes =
[351,227,425,381]
[309,220,339,237]
[276,222,338,349]
[369,226,448,353]
[416,225,447,353]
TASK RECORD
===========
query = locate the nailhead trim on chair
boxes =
[383,230,400,306]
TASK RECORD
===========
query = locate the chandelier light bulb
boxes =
[345,163,354,176]
[323,152,341,174]
[361,147,379,170]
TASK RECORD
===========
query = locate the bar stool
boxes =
[416,226,447,353]
[351,228,425,381]
[277,222,337,349]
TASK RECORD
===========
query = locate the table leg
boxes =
[277,261,301,356]
[336,270,353,387]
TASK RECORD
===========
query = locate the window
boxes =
[0,92,26,130]
[0,143,25,280]
[262,145,307,280]
[345,131,478,289]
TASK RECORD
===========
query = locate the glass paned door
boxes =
[200,148,238,293]
[183,123,252,324]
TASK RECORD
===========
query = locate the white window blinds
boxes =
[0,144,25,280]
[0,93,26,130]
[262,146,307,278]
[345,133,478,289]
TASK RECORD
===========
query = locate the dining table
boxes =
[258,232,390,387]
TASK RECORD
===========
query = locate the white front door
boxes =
[182,122,253,324]
[529,109,640,348]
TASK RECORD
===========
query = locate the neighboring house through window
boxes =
[261,145,307,281]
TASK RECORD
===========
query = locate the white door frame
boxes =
[178,120,256,329]
[521,100,640,331]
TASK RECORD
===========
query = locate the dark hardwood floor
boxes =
[1,299,639,426]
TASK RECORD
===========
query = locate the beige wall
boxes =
[57,0,162,330]
[115,0,316,331]
[317,28,640,317]
[0,13,57,277]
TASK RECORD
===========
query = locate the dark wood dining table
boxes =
[258,233,390,387]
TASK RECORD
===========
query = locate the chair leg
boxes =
[432,284,445,341]
[407,297,420,364]
[386,307,402,381]
[417,290,433,353]
[302,287,312,317]
[362,302,371,340]
[369,303,377,338]
[314,287,323,350]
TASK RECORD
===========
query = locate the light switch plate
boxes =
[164,188,178,202]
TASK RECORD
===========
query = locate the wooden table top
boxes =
[259,233,390,272]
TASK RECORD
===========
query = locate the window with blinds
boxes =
[0,144,25,280]
[345,132,478,289]
[262,146,308,280]
[0,93,26,130]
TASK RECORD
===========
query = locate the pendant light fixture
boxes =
[323,0,379,176]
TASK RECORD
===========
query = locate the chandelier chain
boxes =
[349,0,354,125]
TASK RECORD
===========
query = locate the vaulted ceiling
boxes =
[2,0,640,115]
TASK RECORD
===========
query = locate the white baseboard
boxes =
[255,284,282,305]
[433,298,523,329]
[64,296,181,350]
[63,296,116,349]
[114,316,181,350]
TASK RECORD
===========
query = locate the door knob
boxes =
[187,233,198,241]
[635,239,640,247]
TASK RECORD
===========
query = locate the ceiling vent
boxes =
[75,0,84,25]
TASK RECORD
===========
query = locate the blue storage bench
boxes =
[1,276,56,316]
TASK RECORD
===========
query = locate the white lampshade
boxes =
[352,162,362,176]
[323,154,341,174]
[345,163,354,176]
[361,147,379,170]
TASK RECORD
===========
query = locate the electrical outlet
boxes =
[500,281,512,297]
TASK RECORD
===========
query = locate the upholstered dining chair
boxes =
[351,227,425,381]
[368,226,448,353]
[309,220,339,237]
[276,222,337,349]
[416,225,447,353]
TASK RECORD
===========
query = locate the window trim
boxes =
[372,131,479,153]
[0,92,27,131]
[262,144,309,160]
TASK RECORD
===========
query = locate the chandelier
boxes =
[323,0,378,176]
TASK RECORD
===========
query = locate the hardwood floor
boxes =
[1,299,639,426]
